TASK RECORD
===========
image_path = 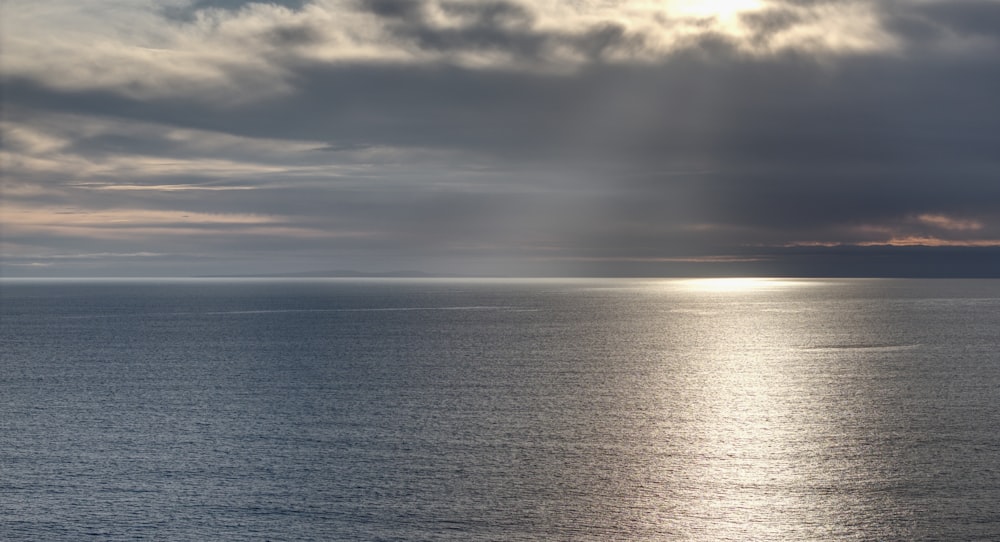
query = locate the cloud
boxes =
[3,0,1000,276]
[915,214,984,232]
[909,0,1000,39]
[1,0,919,105]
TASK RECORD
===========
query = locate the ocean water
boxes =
[2,277,999,540]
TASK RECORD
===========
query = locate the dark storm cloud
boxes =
[4,66,575,156]
[911,0,1000,39]
[356,0,640,62]
[5,0,1000,276]
[871,1,1000,50]
[263,23,326,47]
[362,0,424,20]
[7,39,999,237]
[739,7,803,48]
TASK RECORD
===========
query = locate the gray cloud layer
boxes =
[3,0,1000,276]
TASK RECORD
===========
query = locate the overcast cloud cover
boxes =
[2,0,1000,276]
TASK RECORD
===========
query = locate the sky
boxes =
[2,0,1000,277]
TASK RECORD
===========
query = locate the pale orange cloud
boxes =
[3,206,278,227]
[780,213,996,248]
[1,204,384,244]
[915,214,983,231]
[859,236,1000,247]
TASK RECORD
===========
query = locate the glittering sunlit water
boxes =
[2,278,999,540]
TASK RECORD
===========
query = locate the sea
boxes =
[2,277,999,540]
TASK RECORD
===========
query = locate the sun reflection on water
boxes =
[647,279,879,538]
[675,277,816,293]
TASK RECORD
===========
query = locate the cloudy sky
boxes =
[2,0,1000,277]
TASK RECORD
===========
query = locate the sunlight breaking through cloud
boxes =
[2,0,905,102]
[3,0,1000,276]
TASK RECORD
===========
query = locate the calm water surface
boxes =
[2,278,999,540]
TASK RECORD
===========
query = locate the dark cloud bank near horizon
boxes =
[2,0,1000,277]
